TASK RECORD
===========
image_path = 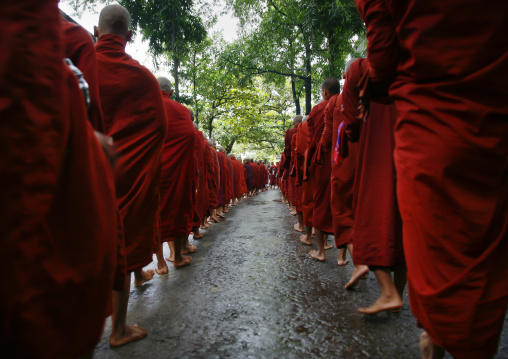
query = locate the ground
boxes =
[94,189,508,359]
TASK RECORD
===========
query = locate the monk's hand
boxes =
[95,131,118,167]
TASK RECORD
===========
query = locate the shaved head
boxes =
[96,4,131,39]
[208,139,215,147]
[321,77,341,96]
[293,115,303,126]
[219,146,226,153]
[228,154,234,158]
[157,77,173,94]
[193,122,199,130]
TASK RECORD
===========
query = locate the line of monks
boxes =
[0,3,273,358]
[274,1,508,358]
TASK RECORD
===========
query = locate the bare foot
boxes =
[165,255,175,262]
[109,324,147,347]
[300,235,312,245]
[155,262,168,275]
[291,211,297,216]
[358,293,403,315]
[217,213,225,218]
[337,249,349,266]
[182,244,197,254]
[324,242,334,250]
[211,217,220,223]
[309,249,326,261]
[193,233,204,239]
[345,265,369,289]
[293,223,303,232]
[174,255,193,268]
[201,223,211,229]
[134,269,155,287]
[420,332,445,359]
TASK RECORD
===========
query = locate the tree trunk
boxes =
[208,118,213,138]
[291,78,301,115]
[304,49,312,115]
[173,57,180,102]
[226,139,235,154]
[327,28,335,76]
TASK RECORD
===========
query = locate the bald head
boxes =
[321,77,341,97]
[219,146,226,153]
[95,5,132,40]
[208,139,215,147]
[157,77,173,94]
[293,115,303,127]
[302,116,309,123]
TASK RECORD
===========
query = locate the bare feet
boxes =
[337,248,349,265]
[420,332,445,359]
[293,223,303,232]
[174,255,193,268]
[193,233,204,239]
[324,242,334,250]
[358,293,403,315]
[300,235,312,245]
[217,213,225,218]
[134,269,155,287]
[291,211,297,216]
[309,249,326,261]
[165,255,175,262]
[201,223,211,229]
[211,216,220,223]
[182,244,197,254]
[345,265,369,289]
[109,324,147,347]
[155,262,168,275]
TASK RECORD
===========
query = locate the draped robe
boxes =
[307,97,333,233]
[159,92,196,241]
[231,157,246,198]
[356,1,508,357]
[1,3,117,355]
[244,162,253,191]
[205,145,219,209]
[296,123,313,227]
[225,156,235,201]
[193,129,207,227]
[96,34,167,271]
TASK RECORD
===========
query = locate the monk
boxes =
[216,146,231,217]
[290,130,303,232]
[284,116,302,212]
[269,162,277,188]
[243,158,254,196]
[321,60,365,273]
[201,136,212,229]
[223,149,235,208]
[153,77,195,274]
[206,139,220,222]
[192,121,206,239]
[356,1,508,357]
[307,78,340,261]
[1,2,118,356]
[250,160,260,194]
[231,155,248,201]
[296,116,314,245]
[62,17,104,132]
[95,4,167,346]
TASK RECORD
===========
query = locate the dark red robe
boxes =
[321,93,358,248]
[296,123,313,227]
[0,3,117,355]
[159,92,196,241]
[307,97,334,233]
[206,145,219,208]
[193,129,207,227]
[225,156,235,202]
[231,157,246,197]
[356,1,508,357]
[96,34,167,271]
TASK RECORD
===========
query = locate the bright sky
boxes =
[58,1,239,75]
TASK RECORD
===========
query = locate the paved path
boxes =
[94,189,508,358]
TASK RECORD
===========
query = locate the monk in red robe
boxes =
[95,4,167,346]
[295,120,314,245]
[192,122,206,239]
[154,77,195,274]
[356,1,508,357]
[201,138,212,229]
[269,162,277,188]
[232,156,247,201]
[307,78,340,261]
[290,132,303,232]
[342,59,405,314]
[62,17,104,132]
[206,139,220,222]
[284,116,302,212]
[1,3,118,356]
[217,147,231,217]
[225,152,236,207]
[244,158,254,196]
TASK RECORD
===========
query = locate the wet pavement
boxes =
[94,189,508,359]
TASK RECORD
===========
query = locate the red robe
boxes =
[206,145,219,208]
[62,19,104,132]
[193,129,207,227]
[217,151,230,206]
[321,93,358,248]
[296,123,313,227]
[343,59,403,267]
[356,1,508,357]
[251,162,260,189]
[291,132,303,214]
[284,127,298,170]
[159,92,196,241]
[307,97,334,233]
[96,34,167,271]
[0,3,117,356]
[288,131,298,207]
[231,157,245,198]
[202,139,211,212]
[269,165,277,185]
[225,156,235,202]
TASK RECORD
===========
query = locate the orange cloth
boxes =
[159,92,196,241]
[0,2,117,356]
[96,34,167,271]
[356,1,508,356]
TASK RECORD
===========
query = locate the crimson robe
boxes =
[206,145,219,208]
[356,1,508,357]
[321,93,358,248]
[62,19,104,132]
[307,97,334,233]
[269,165,277,186]
[202,139,211,212]
[159,92,196,241]
[0,3,117,355]
[193,129,207,227]
[244,162,253,191]
[231,157,245,198]
[296,123,313,227]
[225,156,235,201]
[291,133,303,214]
[284,127,298,169]
[96,34,167,271]
[217,151,230,206]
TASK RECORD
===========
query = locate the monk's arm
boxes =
[321,101,334,151]
[342,60,362,143]
[355,0,400,96]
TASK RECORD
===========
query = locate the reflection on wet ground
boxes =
[95,189,508,359]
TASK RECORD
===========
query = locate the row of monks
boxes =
[272,0,508,358]
[1,3,276,358]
